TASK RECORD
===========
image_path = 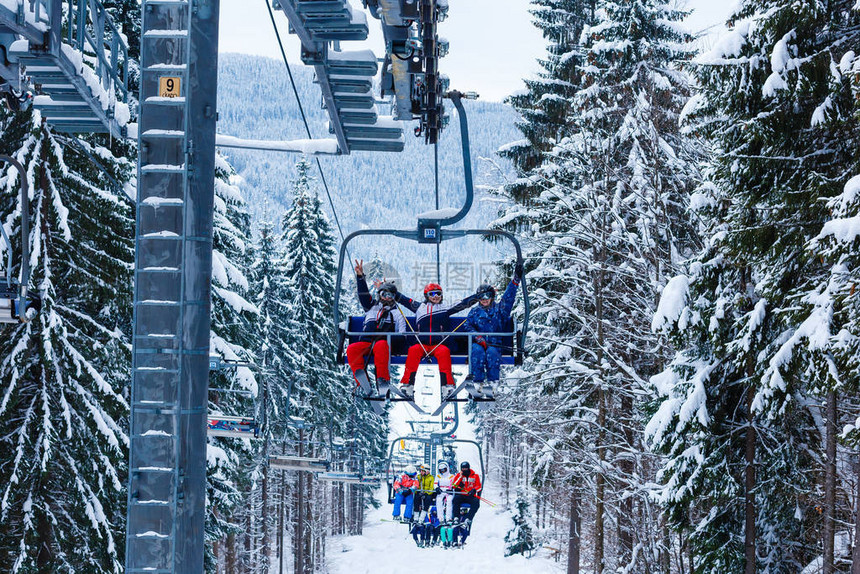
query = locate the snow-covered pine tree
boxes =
[759,4,860,571]
[249,206,306,571]
[280,157,349,433]
[498,0,590,210]
[493,0,698,570]
[279,156,352,573]
[806,41,860,563]
[205,154,261,572]
[647,2,860,572]
[505,489,537,557]
[0,110,134,572]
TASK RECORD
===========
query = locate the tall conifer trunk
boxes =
[595,385,606,574]
[294,430,305,574]
[261,460,270,571]
[823,390,837,574]
[853,455,860,574]
[744,381,756,574]
[567,487,581,574]
[619,392,634,565]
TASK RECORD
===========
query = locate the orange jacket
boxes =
[393,473,418,491]
[451,471,482,496]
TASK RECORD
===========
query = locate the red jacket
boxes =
[451,471,482,496]
[393,473,418,492]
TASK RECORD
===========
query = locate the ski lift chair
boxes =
[207,415,259,439]
[207,357,260,439]
[384,435,483,503]
[268,435,333,472]
[318,450,384,486]
[333,91,529,396]
[334,228,528,405]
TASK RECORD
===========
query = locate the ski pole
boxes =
[424,317,469,357]
[477,495,497,507]
[395,303,432,358]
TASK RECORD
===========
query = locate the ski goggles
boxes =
[478,292,494,301]
[426,290,442,298]
[379,290,395,300]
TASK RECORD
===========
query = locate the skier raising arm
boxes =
[464,261,523,396]
[395,283,478,398]
[345,259,406,394]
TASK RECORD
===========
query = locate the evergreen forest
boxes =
[0,0,858,573]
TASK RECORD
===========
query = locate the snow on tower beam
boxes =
[215,134,342,155]
[269,455,330,472]
[317,472,382,485]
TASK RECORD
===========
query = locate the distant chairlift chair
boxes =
[0,155,37,324]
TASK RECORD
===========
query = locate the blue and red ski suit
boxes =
[392,472,418,520]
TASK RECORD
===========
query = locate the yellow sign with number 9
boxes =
[158,76,181,98]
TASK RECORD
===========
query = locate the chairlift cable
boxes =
[434,141,440,283]
[263,0,351,263]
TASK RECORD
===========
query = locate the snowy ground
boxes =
[326,367,565,574]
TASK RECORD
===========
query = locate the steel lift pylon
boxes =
[125,1,454,570]
[125,0,219,571]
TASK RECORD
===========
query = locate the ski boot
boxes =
[482,380,498,398]
[375,377,389,398]
[400,383,414,399]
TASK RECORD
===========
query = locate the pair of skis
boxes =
[430,378,495,416]
[355,370,495,417]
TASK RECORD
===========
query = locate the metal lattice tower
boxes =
[125,0,220,571]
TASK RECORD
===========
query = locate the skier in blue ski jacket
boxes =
[453,503,472,547]
[464,261,523,394]
[422,505,441,546]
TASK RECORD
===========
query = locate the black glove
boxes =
[514,261,524,278]
[435,486,441,495]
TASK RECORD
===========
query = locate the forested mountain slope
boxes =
[217,53,523,296]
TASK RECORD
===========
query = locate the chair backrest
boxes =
[341,315,517,365]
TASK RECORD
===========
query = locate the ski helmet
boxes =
[424,283,443,301]
[405,464,417,477]
[477,283,496,300]
[437,461,449,473]
[460,461,470,471]
[418,463,430,473]
[378,281,397,300]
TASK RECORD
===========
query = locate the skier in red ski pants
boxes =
[394,283,478,398]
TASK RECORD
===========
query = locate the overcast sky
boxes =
[219,0,736,102]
